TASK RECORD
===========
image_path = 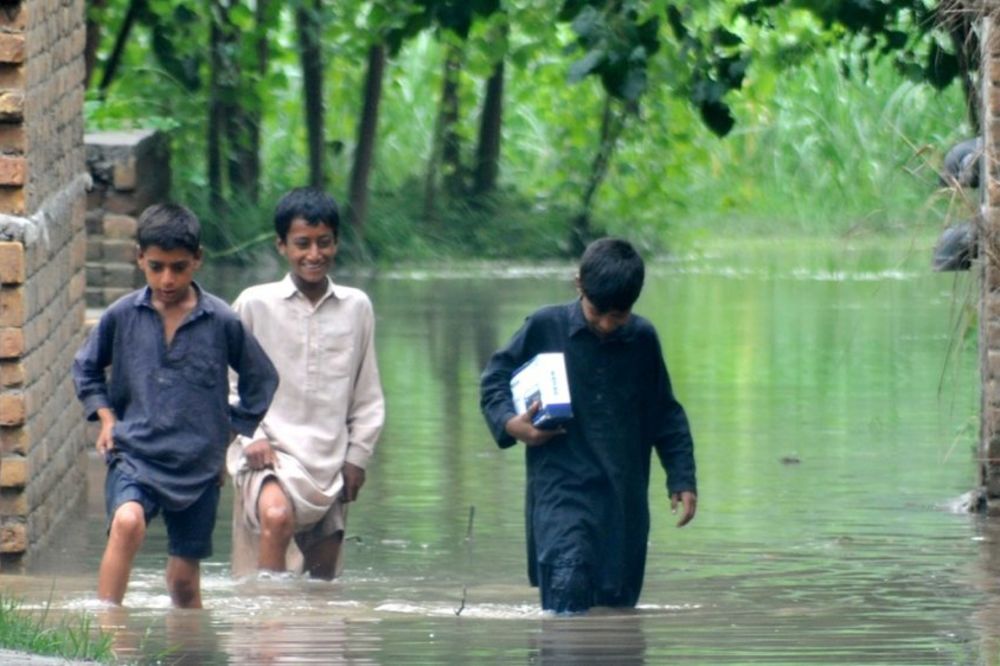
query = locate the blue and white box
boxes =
[510,352,573,429]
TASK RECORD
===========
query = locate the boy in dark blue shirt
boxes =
[480,237,697,613]
[73,203,278,608]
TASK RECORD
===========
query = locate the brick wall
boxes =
[0,0,88,566]
[85,129,170,308]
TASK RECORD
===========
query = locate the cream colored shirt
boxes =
[227,274,385,527]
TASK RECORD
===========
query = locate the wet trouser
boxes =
[538,560,640,613]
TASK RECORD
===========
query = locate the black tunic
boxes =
[480,299,696,606]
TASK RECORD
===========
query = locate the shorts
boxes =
[105,464,220,560]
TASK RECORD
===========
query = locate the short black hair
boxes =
[274,187,340,242]
[578,237,645,312]
[136,203,201,254]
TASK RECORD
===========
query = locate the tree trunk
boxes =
[98,0,143,93]
[297,0,325,189]
[472,58,504,199]
[207,13,224,212]
[424,45,464,222]
[441,46,464,198]
[84,0,107,89]
[571,94,625,255]
[347,44,386,238]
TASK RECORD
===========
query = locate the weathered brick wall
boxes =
[0,0,88,566]
[85,129,170,307]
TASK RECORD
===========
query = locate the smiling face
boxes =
[278,217,338,296]
[137,245,202,307]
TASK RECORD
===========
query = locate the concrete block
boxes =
[102,214,136,239]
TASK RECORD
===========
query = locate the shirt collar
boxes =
[133,281,213,317]
[279,273,343,304]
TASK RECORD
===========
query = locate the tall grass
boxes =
[664,50,971,239]
[0,594,113,662]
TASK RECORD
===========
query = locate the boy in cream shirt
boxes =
[228,187,385,578]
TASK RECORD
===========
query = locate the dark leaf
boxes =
[699,99,735,137]
[666,4,687,39]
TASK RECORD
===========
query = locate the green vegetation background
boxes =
[86,10,971,263]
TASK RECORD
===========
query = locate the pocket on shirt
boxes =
[321,330,355,379]
[181,353,220,388]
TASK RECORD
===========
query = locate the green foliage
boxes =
[0,594,113,662]
[85,0,974,263]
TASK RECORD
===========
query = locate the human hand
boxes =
[95,408,115,455]
[341,462,365,503]
[504,402,566,447]
[670,491,697,527]
[244,438,278,470]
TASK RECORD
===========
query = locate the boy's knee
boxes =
[259,503,294,538]
[110,503,146,545]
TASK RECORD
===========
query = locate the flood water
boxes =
[5,236,997,664]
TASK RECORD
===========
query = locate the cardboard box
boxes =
[510,352,573,429]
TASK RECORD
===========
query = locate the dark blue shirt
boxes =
[73,284,279,511]
[480,299,696,605]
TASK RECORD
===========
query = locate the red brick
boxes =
[0,34,25,64]
[0,242,23,284]
[0,186,24,215]
[0,156,24,186]
[0,92,23,122]
[0,4,26,31]
[0,393,24,426]
[0,361,22,387]
[0,522,26,553]
[0,287,23,327]
[0,329,21,359]
[0,124,24,154]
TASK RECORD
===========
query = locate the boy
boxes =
[226,187,384,579]
[73,203,279,608]
[480,237,697,613]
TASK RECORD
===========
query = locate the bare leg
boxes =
[97,501,146,605]
[257,479,294,572]
[166,556,202,609]
[302,532,344,581]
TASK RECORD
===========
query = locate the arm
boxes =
[646,332,697,527]
[227,318,279,438]
[72,313,115,428]
[343,298,385,501]
[479,314,562,448]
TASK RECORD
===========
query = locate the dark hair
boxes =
[578,237,645,312]
[274,187,340,242]
[136,203,201,253]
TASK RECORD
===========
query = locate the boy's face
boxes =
[278,217,338,288]
[580,295,631,339]
[137,245,202,306]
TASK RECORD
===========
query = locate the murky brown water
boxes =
[4,238,994,664]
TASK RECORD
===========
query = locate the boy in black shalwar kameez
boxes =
[480,237,697,613]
